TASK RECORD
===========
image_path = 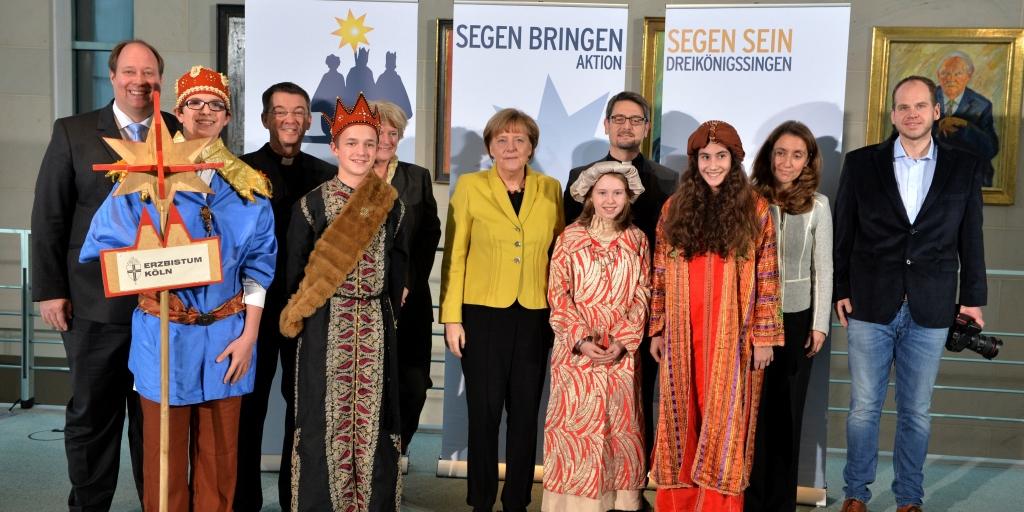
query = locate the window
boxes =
[72,0,133,114]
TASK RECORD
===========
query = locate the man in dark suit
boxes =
[31,39,180,511]
[234,82,335,512]
[834,76,986,512]
[563,91,677,467]
[934,51,999,186]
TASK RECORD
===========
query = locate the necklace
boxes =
[587,216,618,244]
[499,172,525,192]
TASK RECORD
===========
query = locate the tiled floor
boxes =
[2,404,1020,511]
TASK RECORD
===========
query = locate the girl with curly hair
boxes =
[648,120,783,511]
[744,121,833,512]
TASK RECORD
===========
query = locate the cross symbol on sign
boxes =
[127,261,142,282]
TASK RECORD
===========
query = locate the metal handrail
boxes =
[4,236,1024,430]
[0,228,35,407]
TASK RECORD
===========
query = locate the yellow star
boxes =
[331,9,373,52]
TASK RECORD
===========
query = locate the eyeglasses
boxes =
[184,98,228,112]
[608,114,648,126]
[937,69,969,79]
[269,108,308,119]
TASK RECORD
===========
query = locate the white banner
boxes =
[448,1,628,186]
[660,3,850,178]
[245,0,419,163]
[660,3,851,500]
[441,0,628,471]
[242,0,418,464]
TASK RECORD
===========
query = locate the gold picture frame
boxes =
[867,27,1024,205]
[640,17,665,159]
[433,18,454,183]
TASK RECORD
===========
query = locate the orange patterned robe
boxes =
[542,222,651,512]
[648,196,783,511]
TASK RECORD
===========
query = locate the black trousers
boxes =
[234,309,296,512]
[397,289,434,453]
[637,336,657,464]
[61,318,144,512]
[461,303,549,512]
[745,308,815,512]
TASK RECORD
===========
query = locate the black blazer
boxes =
[31,102,181,323]
[392,161,442,325]
[833,138,986,328]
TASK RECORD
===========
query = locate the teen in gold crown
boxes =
[279,92,407,511]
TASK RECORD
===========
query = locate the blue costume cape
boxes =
[80,172,276,405]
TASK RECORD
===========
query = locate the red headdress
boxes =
[174,65,231,112]
[324,93,380,141]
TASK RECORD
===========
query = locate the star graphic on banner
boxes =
[331,9,373,52]
[528,76,609,176]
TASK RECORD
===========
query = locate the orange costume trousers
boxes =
[140,396,241,512]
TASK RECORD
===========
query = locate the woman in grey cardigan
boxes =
[744,120,833,512]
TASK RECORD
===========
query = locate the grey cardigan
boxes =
[769,192,833,334]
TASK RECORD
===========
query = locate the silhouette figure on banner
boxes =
[309,48,414,143]
[312,54,346,137]
[346,48,376,106]
[374,51,412,118]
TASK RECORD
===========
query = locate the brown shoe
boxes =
[841,498,868,512]
[896,506,923,512]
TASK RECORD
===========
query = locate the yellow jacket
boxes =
[440,165,564,323]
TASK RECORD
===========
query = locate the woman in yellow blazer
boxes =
[440,108,564,512]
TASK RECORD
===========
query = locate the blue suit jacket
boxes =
[935,87,998,186]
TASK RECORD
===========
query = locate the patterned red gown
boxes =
[542,221,651,512]
[648,197,783,512]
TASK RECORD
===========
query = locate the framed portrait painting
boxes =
[866,27,1024,205]
[434,18,454,183]
[216,4,245,155]
[640,17,664,161]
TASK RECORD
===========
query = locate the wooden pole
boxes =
[159,289,169,512]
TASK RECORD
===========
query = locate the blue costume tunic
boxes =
[80,171,276,405]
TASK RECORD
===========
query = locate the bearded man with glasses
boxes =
[234,81,335,512]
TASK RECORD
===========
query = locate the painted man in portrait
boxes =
[934,50,998,186]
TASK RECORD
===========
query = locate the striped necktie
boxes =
[126,122,148,142]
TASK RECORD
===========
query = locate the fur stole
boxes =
[279,171,397,338]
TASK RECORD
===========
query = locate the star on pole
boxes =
[93,91,220,228]
[331,9,373,52]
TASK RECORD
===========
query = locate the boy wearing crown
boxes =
[79,65,276,512]
[279,93,407,511]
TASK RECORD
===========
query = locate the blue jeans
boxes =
[843,302,948,507]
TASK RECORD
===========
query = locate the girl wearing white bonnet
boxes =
[542,161,651,512]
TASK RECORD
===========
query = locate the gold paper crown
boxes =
[175,65,231,112]
[324,93,380,140]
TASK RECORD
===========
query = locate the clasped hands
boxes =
[576,333,625,364]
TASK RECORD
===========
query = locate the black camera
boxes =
[945,313,1002,360]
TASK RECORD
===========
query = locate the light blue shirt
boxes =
[893,137,937,224]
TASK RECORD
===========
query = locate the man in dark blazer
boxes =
[934,51,999,186]
[563,91,677,466]
[234,82,335,512]
[833,76,986,512]
[31,39,180,511]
